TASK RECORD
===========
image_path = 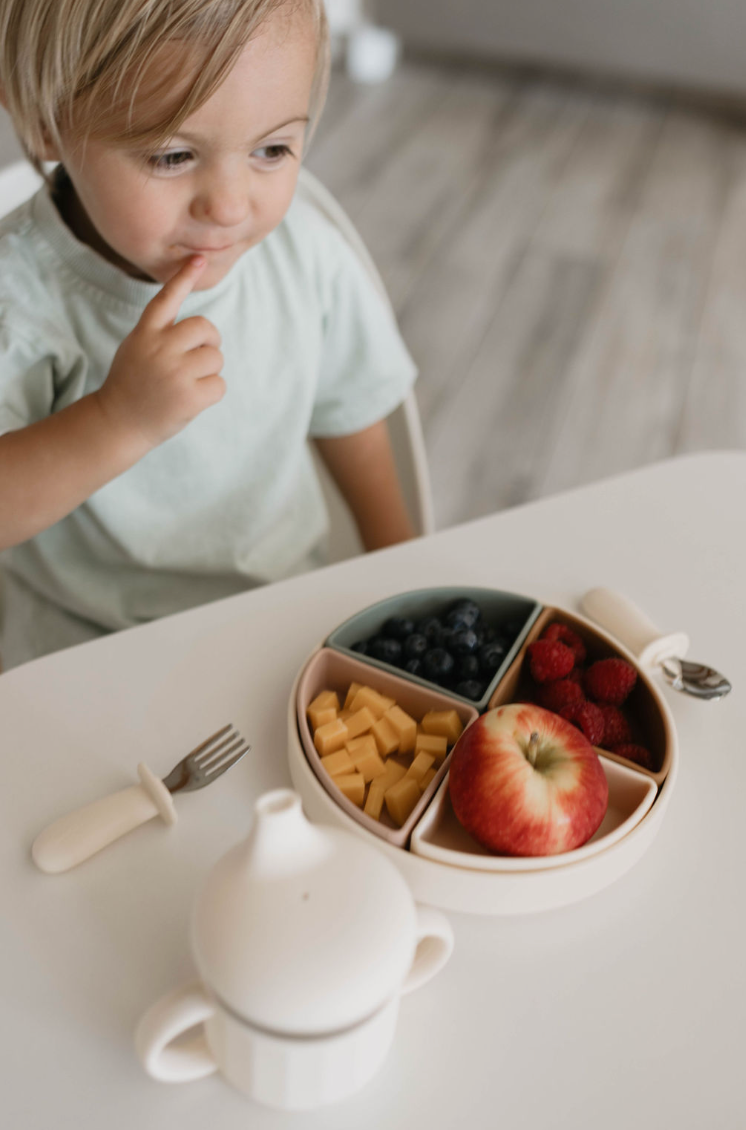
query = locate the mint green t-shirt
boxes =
[0,171,416,667]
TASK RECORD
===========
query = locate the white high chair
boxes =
[0,160,433,664]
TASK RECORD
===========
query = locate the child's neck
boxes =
[52,168,155,282]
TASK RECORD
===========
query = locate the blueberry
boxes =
[455,680,485,701]
[404,633,428,660]
[445,599,481,630]
[418,616,443,645]
[351,640,369,655]
[456,654,480,680]
[405,658,423,676]
[478,640,507,675]
[382,616,415,641]
[422,648,455,683]
[370,637,403,665]
[449,628,479,655]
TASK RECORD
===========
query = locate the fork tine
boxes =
[198,735,246,773]
[201,742,251,783]
[187,723,234,760]
[191,729,240,767]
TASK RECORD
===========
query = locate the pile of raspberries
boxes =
[525,623,655,771]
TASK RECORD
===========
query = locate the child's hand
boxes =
[97,256,226,449]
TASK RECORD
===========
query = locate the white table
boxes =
[2,451,743,1130]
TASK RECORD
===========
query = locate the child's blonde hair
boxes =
[0,0,330,178]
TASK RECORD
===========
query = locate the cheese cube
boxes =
[420,709,464,745]
[343,682,362,710]
[419,767,437,793]
[384,776,421,827]
[377,759,407,792]
[350,686,391,720]
[335,773,366,807]
[363,781,385,821]
[347,735,385,782]
[406,751,435,784]
[344,706,375,741]
[313,717,348,756]
[414,732,448,764]
[307,690,340,730]
[384,705,417,753]
[320,749,355,777]
[371,715,400,757]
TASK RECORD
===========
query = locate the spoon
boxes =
[580,588,732,702]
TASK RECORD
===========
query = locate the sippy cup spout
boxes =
[240,788,331,878]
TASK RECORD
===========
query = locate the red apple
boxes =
[449,703,609,856]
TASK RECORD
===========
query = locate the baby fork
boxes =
[32,724,251,874]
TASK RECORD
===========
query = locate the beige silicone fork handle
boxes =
[31,762,177,874]
[581,588,689,668]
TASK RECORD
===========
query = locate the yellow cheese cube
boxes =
[344,706,375,740]
[371,715,400,757]
[307,690,340,730]
[335,773,366,807]
[343,682,362,710]
[414,731,449,764]
[419,767,437,793]
[314,717,348,756]
[406,751,435,784]
[350,686,391,720]
[363,781,385,821]
[377,759,407,792]
[384,705,417,753]
[320,749,355,777]
[384,776,422,827]
[420,709,464,745]
[347,735,386,782]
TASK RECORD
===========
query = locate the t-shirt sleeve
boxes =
[0,314,87,436]
[0,321,57,434]
[309,234,418,437]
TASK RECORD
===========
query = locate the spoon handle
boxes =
[580,588,689,668]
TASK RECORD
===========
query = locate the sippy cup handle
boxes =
[135,981,218,1083]
[401,905,454,995]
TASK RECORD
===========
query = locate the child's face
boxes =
[52,12,318,288]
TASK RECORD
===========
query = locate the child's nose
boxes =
[190,178,250,228]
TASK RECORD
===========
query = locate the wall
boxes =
[376,0,746,97]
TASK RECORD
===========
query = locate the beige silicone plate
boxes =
[409,759,657,872]
[287,593,679,915]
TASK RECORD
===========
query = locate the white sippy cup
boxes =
[135,788,454,1110]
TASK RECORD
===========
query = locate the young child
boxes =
[0,0,417,668]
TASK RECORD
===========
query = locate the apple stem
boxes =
[527,731,540,767]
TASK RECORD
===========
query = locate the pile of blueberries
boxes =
[350,598,526,702]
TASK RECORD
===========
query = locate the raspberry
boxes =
[527,640,575,683]
[540,623,587,664]
[565,667,585,688]
[538,679,585,713]
[599,705,631,746]
[560,701,605,745]
[611,743,654,771]
[585,658,637,705]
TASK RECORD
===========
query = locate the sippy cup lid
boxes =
[191,789,419,1036]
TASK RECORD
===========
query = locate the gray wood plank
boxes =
[535,108,729,500]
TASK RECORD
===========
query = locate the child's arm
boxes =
[314,418,416,552]
[0,257,224,552]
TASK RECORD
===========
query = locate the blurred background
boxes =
[2,0,744,530]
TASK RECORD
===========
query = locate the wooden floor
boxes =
[306,59,746,529]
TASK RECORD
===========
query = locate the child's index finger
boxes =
[143,256,206,328]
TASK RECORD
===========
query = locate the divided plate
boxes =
[288,587,679,915]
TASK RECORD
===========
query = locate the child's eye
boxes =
[147,150,193,173]
[252,143,292,164]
